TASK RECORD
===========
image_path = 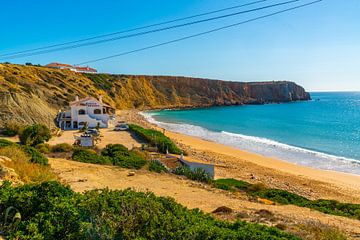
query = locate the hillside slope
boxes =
[0,64,310,126]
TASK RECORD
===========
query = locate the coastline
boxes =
[119,110,360,203]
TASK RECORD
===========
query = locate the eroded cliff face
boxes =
[0,64,310,126]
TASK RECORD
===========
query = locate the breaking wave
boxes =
[141,111,360,175]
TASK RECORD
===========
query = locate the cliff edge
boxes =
[0,64,310,126]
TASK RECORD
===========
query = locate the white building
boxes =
[57,96,115,130]
[46,63,97,74]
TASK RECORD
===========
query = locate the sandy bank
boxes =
[120,110,360,203]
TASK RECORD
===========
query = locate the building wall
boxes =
[71,100,111,129]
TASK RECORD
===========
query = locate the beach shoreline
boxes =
[119,110,360,203]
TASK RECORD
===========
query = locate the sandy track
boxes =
[48,128,143,150]
[49,158,360,238]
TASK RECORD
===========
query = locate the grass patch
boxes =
[72,144,147,170]
[50,143,73,153]
[1,121,24,136]
[214,178,360,220]
[22,146,49,166]
[0,146,56,183]
[0,181,299,240]
[149,160,168,173]
[0,139,14,148]
[72,149,112,165]
[129,124,182,154]
[173,166,213,183]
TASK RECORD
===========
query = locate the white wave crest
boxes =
[140,111,360,175]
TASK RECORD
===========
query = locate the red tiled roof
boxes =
[74,66,97,72]
[46,62,74,68]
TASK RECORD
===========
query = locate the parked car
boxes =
[85,129,100,136]
[114,123,129,131]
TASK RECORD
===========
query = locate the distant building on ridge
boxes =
[45,62,97,74]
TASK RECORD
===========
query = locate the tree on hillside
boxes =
[19,124,51,146]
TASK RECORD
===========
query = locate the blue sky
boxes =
[1,0,359,91]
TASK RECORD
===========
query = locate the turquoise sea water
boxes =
[143,92,360,175]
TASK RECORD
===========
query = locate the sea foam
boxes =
[141,111,360,175]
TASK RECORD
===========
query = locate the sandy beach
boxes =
[120,110,360,203]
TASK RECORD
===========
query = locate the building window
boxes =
[103,108,106,114]
[79,122,85,126]
[78,109,86,115]
[94,109,102,115]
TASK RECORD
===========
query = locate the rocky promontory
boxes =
[0,64,310,126]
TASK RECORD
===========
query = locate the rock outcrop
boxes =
[0,64,310,126]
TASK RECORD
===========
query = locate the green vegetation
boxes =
[51,143,73,153]
[0,181,298,240]
[101,144,147,169]
[72,149,112,165]
[0,145,56,183]
[149,160,168,173]
[84,73,113,91]
[35,143,51,154]
[129,124,182,154]
[0,139,14,148]
[0,139,49,167]
[21,146,49,166]
[19,124,51,146]
[214,178,360,220]
[174,166,213,184]
[1,122,24,137]
[72,144,147,170]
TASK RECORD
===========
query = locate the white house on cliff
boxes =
[57,96,115,130]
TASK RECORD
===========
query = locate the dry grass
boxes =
[291,221,347,240]
[0,146,57,183]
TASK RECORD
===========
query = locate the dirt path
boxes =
[49,158,360,238]
[48,129,143,150]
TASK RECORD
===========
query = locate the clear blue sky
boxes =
[1,0,359,91]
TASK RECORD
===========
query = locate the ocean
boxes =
[142,92,360,175]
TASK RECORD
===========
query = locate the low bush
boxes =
[173,166,213,183]
[149,160,168,173]
[0,181,299,240]
[22,146,49,166]
[72,149,112,165]
[51,143,73,153]
[0,139,14,148]
[129,124,182,154]
[101,144,147,169]
[214,178,360,220]
[2,122,24,136]
[19,124,51,146]
[35,143,51,154]
[214,178,251,191]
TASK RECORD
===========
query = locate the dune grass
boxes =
[214,178,360,220]
[0,145,56,183]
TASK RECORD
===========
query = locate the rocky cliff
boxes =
[0,64,310,126]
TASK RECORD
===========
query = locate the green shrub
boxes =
[101,144,147,169]
[51,143,73,153]
[35,143,51,154]
[2,122,24,136]
[19,124,51,146]
[22,146,49,166]
[0,139,14,148]
[173,166,213,183]
[129,124,182,154]
[72,149,112,165]
[149,160,168,173]
[214,178,251,192]
[0,181,299,240]
[214,178,360,220]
